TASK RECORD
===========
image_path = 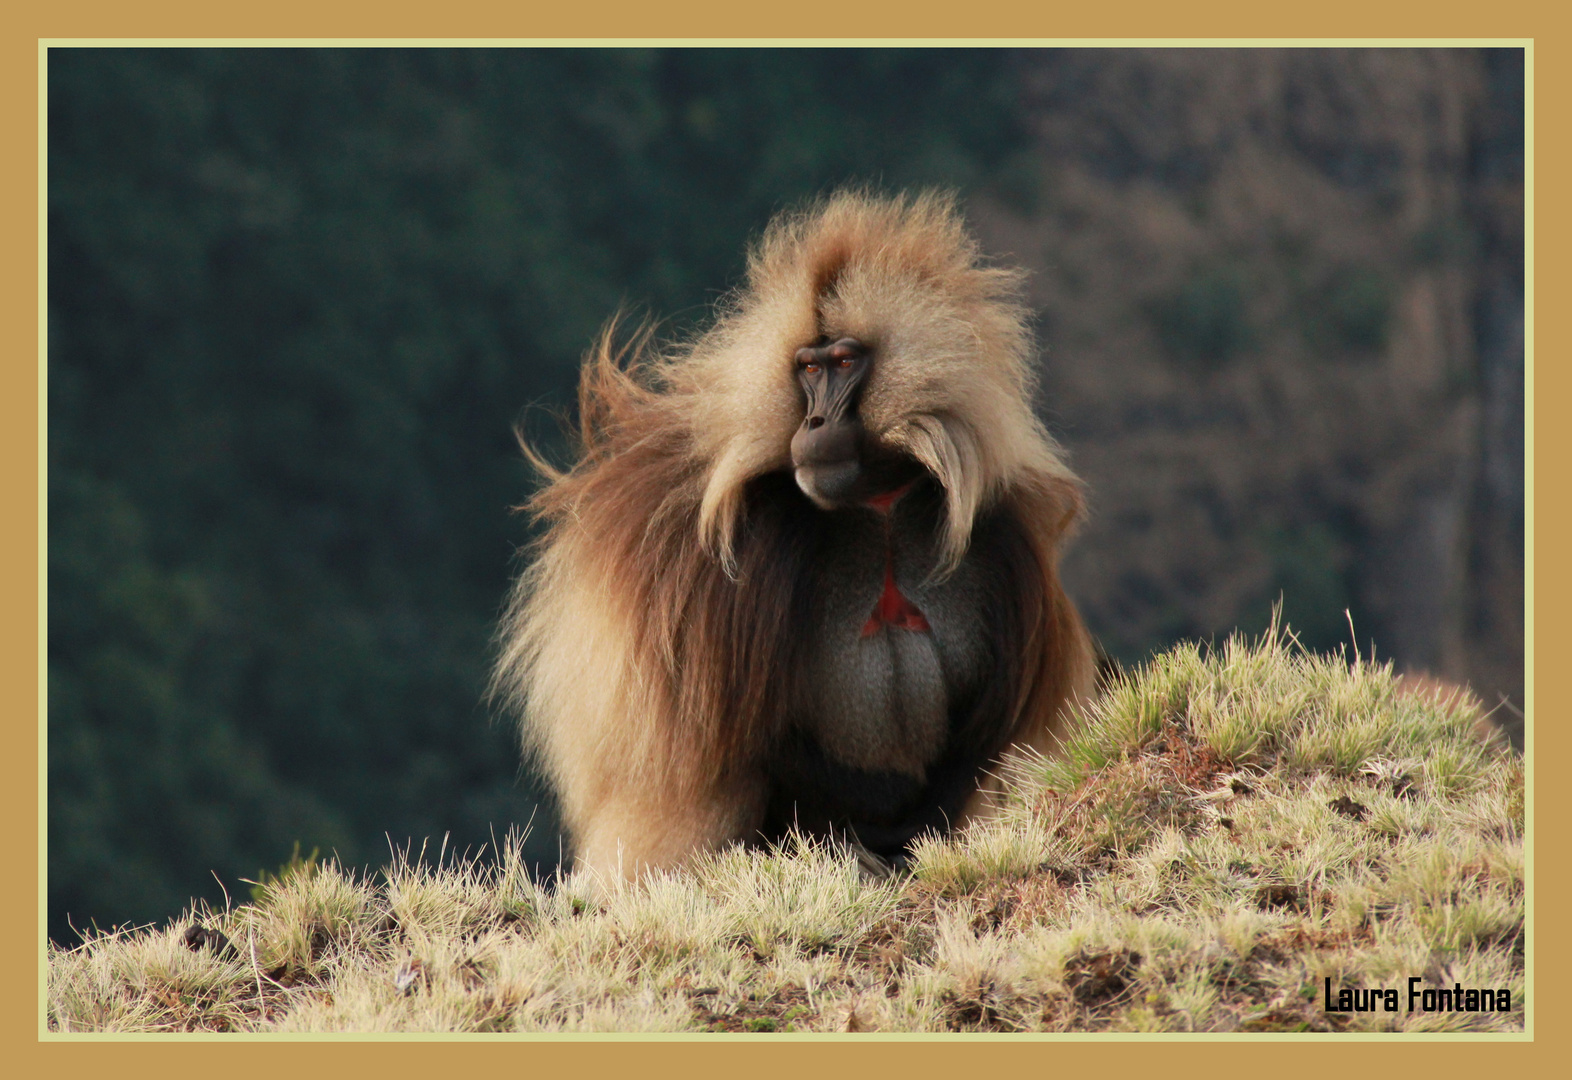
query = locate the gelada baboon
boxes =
[494,190,1095,882]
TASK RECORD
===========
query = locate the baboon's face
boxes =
[790,336,866,506]
[789,336,920,509]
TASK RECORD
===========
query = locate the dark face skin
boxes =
[790,336,919,508]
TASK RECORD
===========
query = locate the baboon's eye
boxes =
[827,339,863,369]
[803,361,822,375]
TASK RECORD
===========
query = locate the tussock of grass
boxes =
[48,626,1524,1033]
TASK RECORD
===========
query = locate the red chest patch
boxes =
[862,559,931,636]
[860,481,931,637]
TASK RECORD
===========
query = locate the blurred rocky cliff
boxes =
[970,48,1524,729]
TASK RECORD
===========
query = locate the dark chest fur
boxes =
[738,476,1042,857]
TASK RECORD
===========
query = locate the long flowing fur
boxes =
[493,190,1095,877]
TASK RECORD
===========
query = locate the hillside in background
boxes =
[47,48,1523,942]
[976,49,1523,714]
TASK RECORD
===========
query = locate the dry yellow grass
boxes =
[48,624,1523,1034]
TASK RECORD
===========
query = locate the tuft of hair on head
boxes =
[678,188,1081,574]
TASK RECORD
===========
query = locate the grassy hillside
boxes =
[47,626,1523,1034]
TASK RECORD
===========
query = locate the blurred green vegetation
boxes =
[1149,262,1257,369]
[1304,264,1395,358]
[1238,523,1359,656]
[47,47,1035,942]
